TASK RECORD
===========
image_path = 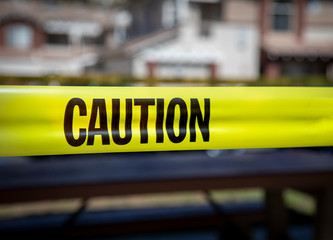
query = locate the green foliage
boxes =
[0,74,332,87]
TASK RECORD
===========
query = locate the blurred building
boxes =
[261,0,333,79]
[105,0,260,81]
[105,0,333,81]
[0,0,115,76]
[0,0,332,81]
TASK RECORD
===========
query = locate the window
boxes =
[46,33,69,45]
[200,3,221,21]
[82,35,104,46]
[200,21,211,37]
[271,0,294,31]
[162,0,177,28]
[197,2,221,37]
[307,0,322,14]
[5,23,33,50]
[237,28,248,50]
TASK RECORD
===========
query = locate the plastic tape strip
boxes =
[1,86,333,156]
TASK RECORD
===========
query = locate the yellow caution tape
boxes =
[0,86,333,156]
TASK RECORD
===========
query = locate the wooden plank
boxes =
[315,188,333,240]
[1,150,333,189]
[0,171,332,204]
[0,150,333,204]
[265,190,289,240]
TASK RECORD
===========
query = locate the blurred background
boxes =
[0,0,332,86]
[0,0,333,239]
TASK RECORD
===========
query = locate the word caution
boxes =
[64,98,210,146]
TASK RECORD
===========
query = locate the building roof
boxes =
[264,41,333,57]
[103,26,179,60]
[0,0,114,28]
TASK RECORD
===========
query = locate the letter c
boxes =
[64,98,87,146]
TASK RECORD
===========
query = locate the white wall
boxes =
[156,63,210,79]
[304,26,333,45]
[0,53,98,76]
[132,20,259,80]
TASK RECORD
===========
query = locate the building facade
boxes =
[0,0,332,81]
[0,0,115,76]
[260,0,333,79]
[105,0,260,81]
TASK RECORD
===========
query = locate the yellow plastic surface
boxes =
[1,86,333,156]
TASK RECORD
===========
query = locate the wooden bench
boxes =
[0,149,333,239]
